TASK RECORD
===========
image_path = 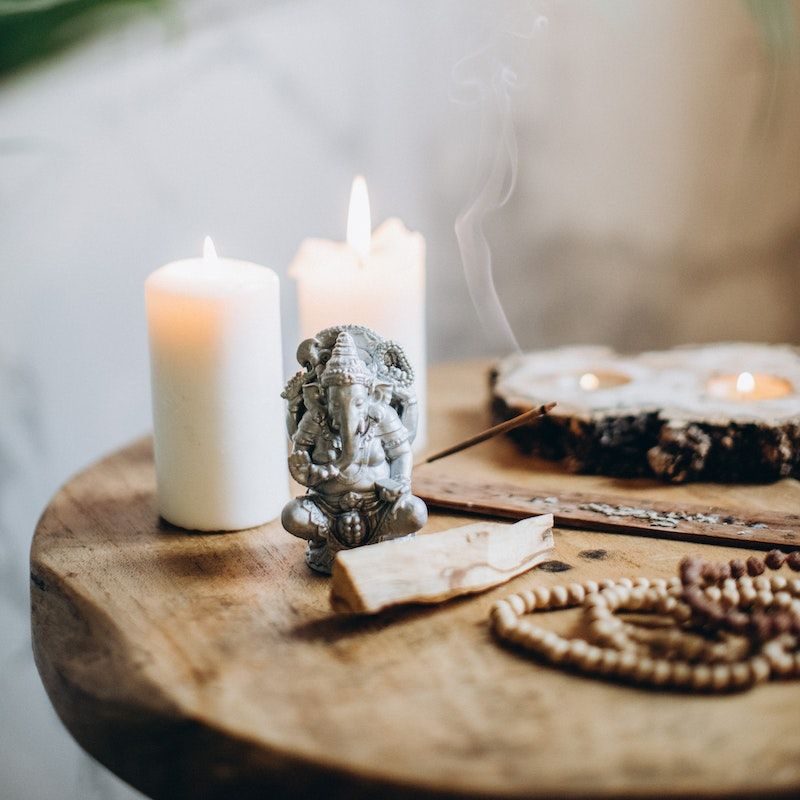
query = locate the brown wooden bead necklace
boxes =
[490,550,800,692]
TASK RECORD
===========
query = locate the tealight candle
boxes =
[145,238,289,531]
[578,370,631,391]
[706,371,794,402]
[290,177,427,448]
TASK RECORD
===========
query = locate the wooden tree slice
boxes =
[491,343,800,482]
[30,362,800,799]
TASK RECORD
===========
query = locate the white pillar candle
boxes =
[290,177,427,448]
[145,238,288,531]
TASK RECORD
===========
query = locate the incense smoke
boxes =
[453,5,550,355]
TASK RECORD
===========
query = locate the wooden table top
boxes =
[31,361,800,799]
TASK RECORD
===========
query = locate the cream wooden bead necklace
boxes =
[490,552,800,692]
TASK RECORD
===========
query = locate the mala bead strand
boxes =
[490,553,800,693]
[681,553,800,641]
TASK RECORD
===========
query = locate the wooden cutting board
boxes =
[30,362,800,799]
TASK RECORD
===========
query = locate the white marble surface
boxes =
[1,1,799,797]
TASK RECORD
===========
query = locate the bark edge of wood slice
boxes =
[491,343,800,483]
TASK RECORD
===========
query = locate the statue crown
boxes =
[320,331,374,387]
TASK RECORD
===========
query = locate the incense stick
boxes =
[422,402,556,465]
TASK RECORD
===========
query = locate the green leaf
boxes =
[0,0,165,78]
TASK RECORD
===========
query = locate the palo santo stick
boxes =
[330,514,554,615]
[422,402,556,464]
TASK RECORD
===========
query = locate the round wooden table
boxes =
[31,363,800,799]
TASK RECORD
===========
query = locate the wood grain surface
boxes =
[30,362,800,799]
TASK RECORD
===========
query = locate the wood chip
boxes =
[330,515,554,615]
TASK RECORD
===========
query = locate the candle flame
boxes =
[579,372,600,391]
[736,371,755,393]
[203,236,218,262]
[347,175,371,260]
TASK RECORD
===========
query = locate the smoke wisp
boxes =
[453,4,551,355]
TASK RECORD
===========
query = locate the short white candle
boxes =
[290,177,427,448]
[145,237,289,531]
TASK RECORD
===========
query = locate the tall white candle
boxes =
[290,177,427,448]
[145,237,288,531]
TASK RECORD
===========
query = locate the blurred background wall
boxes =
[1,1,799,797]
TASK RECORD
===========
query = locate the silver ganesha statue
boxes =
[281,325,427,573]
